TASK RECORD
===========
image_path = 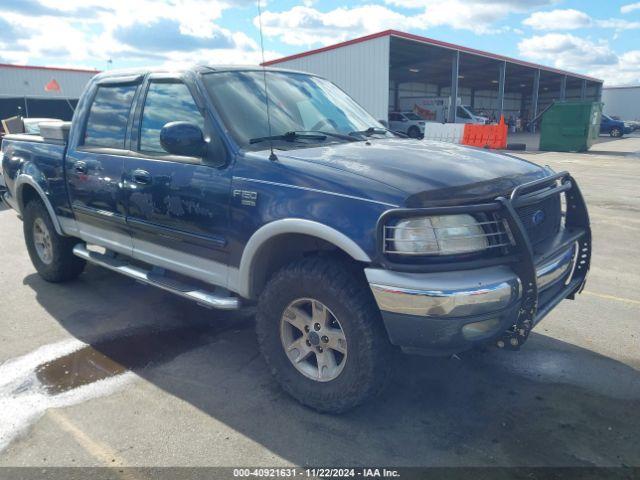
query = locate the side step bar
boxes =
[73,244,240,310]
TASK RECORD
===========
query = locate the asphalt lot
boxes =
[0,135,639,468]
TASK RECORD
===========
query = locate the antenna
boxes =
[257,0,277,161]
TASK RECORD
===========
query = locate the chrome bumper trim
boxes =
[536,243,576,291]
[367,244,576,318]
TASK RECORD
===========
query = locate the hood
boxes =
[276,138,548,207]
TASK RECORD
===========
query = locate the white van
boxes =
[399,97,488,124]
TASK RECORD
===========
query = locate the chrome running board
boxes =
[73,244,240,310]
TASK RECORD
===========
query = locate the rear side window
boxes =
[84,84,138,149]
[139,82,204,154]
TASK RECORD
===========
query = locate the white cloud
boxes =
[522,8,640,33]
[257,0,558,45]
[596,18,640,30]
[387,0,559,33]
[256,5,424,46]
[522,9,592,30]
[518,34,617,68]
[0,0,270,69]
[385,0,555,9]
[518,33,640,85]
[621,2,640,13]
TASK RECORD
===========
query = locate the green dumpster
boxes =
[539,101,603,152]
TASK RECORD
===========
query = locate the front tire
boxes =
[610,128,622,138]
[256,257,391,413]
[23,200,85,282]
[408,126,421,138]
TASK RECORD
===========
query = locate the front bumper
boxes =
[368,172,591,354]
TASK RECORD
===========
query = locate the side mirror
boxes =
[160,121,207,158]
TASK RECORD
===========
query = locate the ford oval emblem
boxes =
[532,209,545,226]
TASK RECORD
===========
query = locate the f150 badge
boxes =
[233,189,258,207]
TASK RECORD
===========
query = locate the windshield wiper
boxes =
[301,130,360,142]
[348,127,389,138]
[250,131,326,145]
[249,130,358,145]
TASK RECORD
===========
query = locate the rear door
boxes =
[65,77,142,254]
[122,74,232,286]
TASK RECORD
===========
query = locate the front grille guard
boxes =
[375,171,592,349]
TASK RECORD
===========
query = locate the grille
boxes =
[516,193,562,245]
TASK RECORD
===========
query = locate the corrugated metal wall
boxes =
[602,87,640,121]
[0,66,97,98]
[272,36,390,121]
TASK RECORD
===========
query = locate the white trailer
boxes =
[398,96,488,124]
[602,85,640,121]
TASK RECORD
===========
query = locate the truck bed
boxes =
[1,134,70,217]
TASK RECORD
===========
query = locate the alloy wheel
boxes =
[33,217,53,265]
[280,298,347,382]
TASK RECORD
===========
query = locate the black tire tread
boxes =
[23,200,85,283]
[256,256,391,413]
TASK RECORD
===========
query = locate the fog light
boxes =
[462,318,500,340]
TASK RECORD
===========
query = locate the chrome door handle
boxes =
[132,169,152,185]
[74,160,88,174]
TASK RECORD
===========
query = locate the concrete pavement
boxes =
[0,136,638,468]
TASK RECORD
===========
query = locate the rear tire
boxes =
[256,257,391,413]
[23,200,85,282]
[506,143,527,151]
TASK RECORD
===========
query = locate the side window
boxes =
[84,84,138,149]
[389,113,400,121]
[139,82,205,154]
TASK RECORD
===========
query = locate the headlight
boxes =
[390,214,488,255]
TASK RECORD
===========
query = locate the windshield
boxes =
[404,112,422,120]
[202,70,390,149]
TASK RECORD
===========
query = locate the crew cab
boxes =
[1,66,591,413]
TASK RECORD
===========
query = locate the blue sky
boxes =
[0,1,638,85]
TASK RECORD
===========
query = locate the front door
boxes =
[66,79,141,254]
[123,76,231,287]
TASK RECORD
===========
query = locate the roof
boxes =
[0,63,99,74]
[262,30,603,83]
[602,84,640,90]
[90,64,312,81]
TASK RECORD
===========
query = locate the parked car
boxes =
[600,114,631,137]
[1,66,591,413]
[388,112,425,138]
[456,105,489,124]
[611,116,640,132]
[629,121,640,132]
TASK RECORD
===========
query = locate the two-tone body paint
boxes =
[1,137,72,222]
[1,65,553,300]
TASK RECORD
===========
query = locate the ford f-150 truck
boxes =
[1,66,591,413]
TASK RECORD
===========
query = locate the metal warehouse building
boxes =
[0,64,98,122]
[264,30,603,130]
[602,85,640,121]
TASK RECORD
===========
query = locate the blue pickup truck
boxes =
[600,114,632,137]
[1,66,591,412]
